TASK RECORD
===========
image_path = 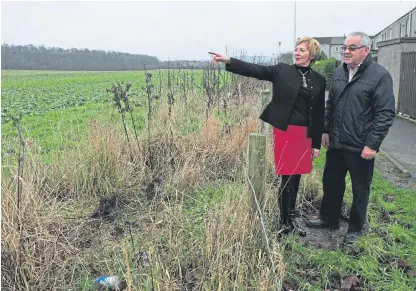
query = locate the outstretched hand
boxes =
[208,52,231,64]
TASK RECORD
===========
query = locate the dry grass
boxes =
[5,69,415,291]
[2,86,297,290]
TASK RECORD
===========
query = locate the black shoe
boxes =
[277,224,291,237]
[304,219,340,229]
[343,231,363,245]
[289,211,306,237]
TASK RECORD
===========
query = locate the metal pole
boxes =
[278,41,281,62]
[294,1,297,46]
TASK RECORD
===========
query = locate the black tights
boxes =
[279,174,301,224]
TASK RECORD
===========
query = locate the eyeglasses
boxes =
[341,45,367,52]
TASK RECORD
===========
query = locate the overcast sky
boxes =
[2,1,416,61]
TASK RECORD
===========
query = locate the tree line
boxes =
[1,44,302,71]
[1,44,211,71]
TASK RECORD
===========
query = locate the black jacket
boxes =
[324,54,395,152]
[226,57,326,149]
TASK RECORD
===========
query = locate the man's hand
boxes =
[361,146,377,160]
[322,133,329,149]
[312,149,320,159]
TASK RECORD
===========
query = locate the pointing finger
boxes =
[208,52,222,57]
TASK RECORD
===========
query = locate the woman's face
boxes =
[294,42,312,66]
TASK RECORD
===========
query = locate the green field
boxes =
[1,70,415,290]
[2,70,140,119]
[1,69,204,162]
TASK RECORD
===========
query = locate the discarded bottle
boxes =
[94,275,127,290]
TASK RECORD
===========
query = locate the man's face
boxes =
[343,35,370,67]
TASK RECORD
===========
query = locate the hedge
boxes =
[312,58,341,90]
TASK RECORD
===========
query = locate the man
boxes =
[305,32,396,245]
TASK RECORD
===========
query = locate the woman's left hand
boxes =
[312,148,320,159]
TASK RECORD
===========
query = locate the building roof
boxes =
[315,34,376,46]
[374,6,416,36]
[314,36,346,45]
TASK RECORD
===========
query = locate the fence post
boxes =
[260,89,272,134]
[247,133,266,214]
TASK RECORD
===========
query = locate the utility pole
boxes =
[278,41,281,62]
[276,41,281,64]
[294,1,297,46]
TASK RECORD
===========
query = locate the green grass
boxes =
[2,69,415,290]
[1,69,205,164]
[1,101,148,165]
[1,69,204,124]
[1,70,140,122]
[283,150,416,290]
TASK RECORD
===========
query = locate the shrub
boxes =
[312,58,340,90]
[318,50,328,60]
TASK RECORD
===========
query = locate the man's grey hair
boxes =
[347,32,372,47]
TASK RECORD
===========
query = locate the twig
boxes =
[11,114,25,216]
[144,66,155,139]
[167,61,175,119]
[108,82,135,161]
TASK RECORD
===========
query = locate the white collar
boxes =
[348,61,363,71]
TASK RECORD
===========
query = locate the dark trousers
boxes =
[320,148,375,232]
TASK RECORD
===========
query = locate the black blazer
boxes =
[225,57,326,149]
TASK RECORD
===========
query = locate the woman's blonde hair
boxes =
[296,37,321,61]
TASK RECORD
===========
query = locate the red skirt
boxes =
[273,125,312,175]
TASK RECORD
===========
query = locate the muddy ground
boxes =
[297,153,415,251]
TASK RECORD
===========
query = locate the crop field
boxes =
[1,69,415,290]
[1,69,205,162]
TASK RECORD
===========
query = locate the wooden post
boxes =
[260,89,272,134]
[247,133,267,214]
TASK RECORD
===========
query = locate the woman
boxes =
[209,37,326,237]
